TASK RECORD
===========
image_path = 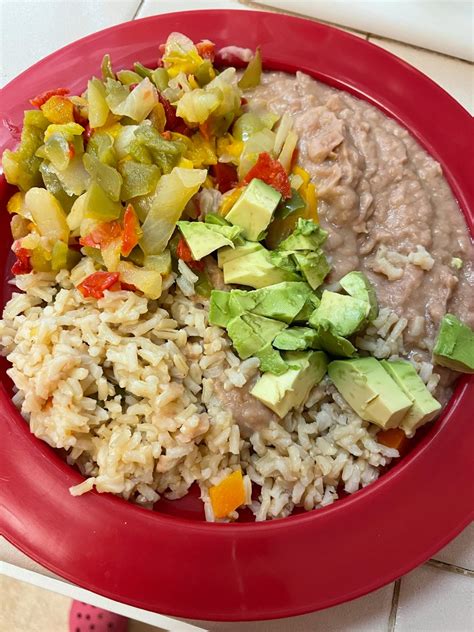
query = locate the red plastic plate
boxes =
[0,10,473,622]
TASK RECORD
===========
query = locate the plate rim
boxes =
[0,9,473,622]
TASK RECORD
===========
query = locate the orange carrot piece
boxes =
[377,428,409,454]
[209,470,246,519]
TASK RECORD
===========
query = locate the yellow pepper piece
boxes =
[100,120,122,138]
[41,95,75,124]
[216,134,243,166]
[304,182,318,222]
[202,175,214,189]
[44,122,84,142]
[188,74,199,90]
[209,470,246,519]
[163,49,204,79]
[7,191,26,215]
[185,132,217,168]
[219,187,243,217]
[177,157,194,169]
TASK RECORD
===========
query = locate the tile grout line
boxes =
[132,0,145,20]
[387,579,401,632]
[239,0,473,65]
[238,0,369,37]
[426,558,474,578]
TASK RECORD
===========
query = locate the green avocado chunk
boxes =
[340,271,379,321]
[251,350,328,418]
[209,290,232,328]
[328,357,413,429]
[380,360,441,436]
[433,313,474,373]
[278,218,328,251]
[255,343,289,375]
[309,290,368,337]
[293,251,331,290]
[217,241,263,267]
[177,221,241,260]
[313,322,357,358]
[226,178,281,241]
[270,219,331,290]
[228,282,313,323]
[293,294,321,322]
[273,327,320,351]
[222,247,301,289]
[226,312,287,360]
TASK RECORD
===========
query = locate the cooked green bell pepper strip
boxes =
[2,111,49,191]
[119,161,160,200]
[83,153,122,202]
[82,181,122,221]
[101,54,115,81]
[238,47,262,89]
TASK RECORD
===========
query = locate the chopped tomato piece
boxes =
[197,39,215,61]
[80,221,122,250]
[211,162,239,193]
[242,152,291,199]
[77,271,120,299]
[199,121,211,141]
[161,130,172,140]
[158,93,190,135]
[30,87,70,108]
[377,428,409,454]
[121,204,141,257]
[11,242,31,275]
[209,470,246,519]
[176,237,205,272]
[120,281,137,292]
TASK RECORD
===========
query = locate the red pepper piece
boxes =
[158,93,191,135]
[11,242,32,275]
[68,142,75,160]
[79,221,122,249]
[120,281,137,292]
[210,162,239,193]
[121,204,141,257]
[196,40,215,61]
[176,237,205,271]
[30,87,70,108]
[77,271,120,299]
[242,152,291,199]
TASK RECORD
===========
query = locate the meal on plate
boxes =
[1,33,473,522]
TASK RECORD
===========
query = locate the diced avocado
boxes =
[273,327,320,351]
[226,178,281,241]
[314,321,357,358]
[433,313,474,373]
[309,290,368,337]
[251,350,328,418]
[380,360,441,437]
[226,312,287,360]
[293,250,331,290]
[278,218,328,251]
[204,213,231,227]
[294,294,320,322]
[340,271,378,321]
[223,247,301,289]
[209,290,232,327]
[328,357,413,429]
[217,241,263,267]
[177,221,241,260]
[255,343,289,375]
[450,257,463,270]
[228,282,312,324]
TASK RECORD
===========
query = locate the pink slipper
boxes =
[69,601,128,632]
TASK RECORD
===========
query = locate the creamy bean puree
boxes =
[248,72,473,399]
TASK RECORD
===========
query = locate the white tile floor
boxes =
[0,1,473,630]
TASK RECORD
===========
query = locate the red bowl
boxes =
[0,10,472,622]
